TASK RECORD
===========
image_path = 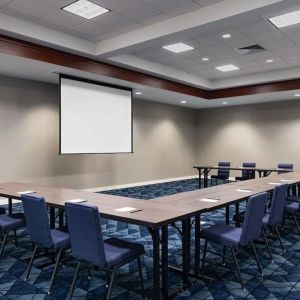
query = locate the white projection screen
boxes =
[60,76,133,154]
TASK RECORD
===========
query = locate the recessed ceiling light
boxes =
[266,59,274,63]
[215,64,240,72]
[163,43,194,53]
[62,0,109,20]
[268,9,300,28]
[222,33,231,39]
[135,91,142,95]
[202,57,210,61]
[223,101,228,105]
[294,94,300,97]
[181,100,187,104]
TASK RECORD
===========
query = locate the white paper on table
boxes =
[65,199,87,203]
[280,179,292,182]
[17,191,35,195]
[236,189,251,193]
[268,182,281,185]
[115,207,137,212]
[199,198,220,202]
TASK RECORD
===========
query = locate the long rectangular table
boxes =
[1,172,300,299]
[193,165,293,188]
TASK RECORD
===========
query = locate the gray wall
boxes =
[0,75,197,189]
[196,100,300,176]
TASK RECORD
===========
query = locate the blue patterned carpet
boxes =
[1,178,300,299]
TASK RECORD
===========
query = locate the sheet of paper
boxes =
[65,199,87,203]
[268,182,281,185]
[199,198,220,202]
[17,191,35,195]
[236,189,251,193]
[115,207,137,212]
[280,179,292,182]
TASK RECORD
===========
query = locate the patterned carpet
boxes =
[0,178,300,299]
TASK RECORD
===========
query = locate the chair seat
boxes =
[286,196,300,203]
[285,201,300,213]
[104,237,145,268]
[51,229,70,250]
[0,213,25,231]
[201,224,242,247]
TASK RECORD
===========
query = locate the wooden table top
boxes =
[0,172,299,228]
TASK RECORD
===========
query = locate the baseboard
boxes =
[83,175,198,192]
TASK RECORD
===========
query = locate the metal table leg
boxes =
[204,168,209,188]
[50,207,55,229]
[161,226,168,298]
[225,206,230,225]
[198,168,202,189]
[194,215,200,273]
[152,227,161,299]
[235,203,240,227]
[182,218,190,286]
[8,198,12,216]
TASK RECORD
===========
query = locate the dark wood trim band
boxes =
[0,34,300,100]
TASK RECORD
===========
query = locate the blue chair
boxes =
[0,211,25,256]
[284,200,300,233]
[211,161,230,185]
[235,162,256,181]
[65,202,145,300]
[263,184,288,255]
[278,163,293,174]
[21,194,70,294]
[200,192,268,289]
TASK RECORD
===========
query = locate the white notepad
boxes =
[65,199,87,203]
[268,182,281,185]
[115,207,137,212]
[199,198,220,203]
[236,189,251,193]
[280,179,292,182]
[17,191,35,195]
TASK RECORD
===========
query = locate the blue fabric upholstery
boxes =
[239,192,268,246]
[0,208,5,215]
[104,237,145,267]
[0,213,25,231]
[21,194,69,249]
[285,200,300,213]
[201,224,242,247]
[65,203,144,268]
[266,184,288,226]
[211,161,230,180]
[237,162,256,180]
[286,195,300,203]
[278,163,293,174]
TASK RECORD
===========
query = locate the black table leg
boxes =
[58,208,64,229]
[182,218,190,287]
[8,198,12,216]
[161,226,168,298]
[50,207,55,229]
[152,227,161,299]
[235,203,240,227]
[194,215,200,273]
[204,168,209,188]
[198,168,202,189]
[225,206,230,225]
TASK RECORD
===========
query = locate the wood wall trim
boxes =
[0,34,299,101]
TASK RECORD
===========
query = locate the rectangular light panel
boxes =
[268,9,300,28]
[163,43,194,53]
[62,0,109,20]
[215,64,240,72]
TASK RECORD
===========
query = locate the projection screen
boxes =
[60,76,133,154]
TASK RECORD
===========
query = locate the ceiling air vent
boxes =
[234,44,266,55]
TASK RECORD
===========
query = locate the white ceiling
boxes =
[1,0,300,107]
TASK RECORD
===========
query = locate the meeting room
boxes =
[1,0,300,299]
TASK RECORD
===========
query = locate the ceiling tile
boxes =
[72,21,110,38]
[0,0,13,8]
[115,1,162,23]
[195,0,224,7]
[166,2,201,17]
[38,0,74,8]
[141,13,170,26]
[142,0,196,12]
[91,0,138,10]
[1,6,38,22]
[90,30,122,42]
[7,0,57,19]
[187,35,219,48]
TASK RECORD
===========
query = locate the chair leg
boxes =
[48,248,63,294]
[201,240,208,274]
[222,246,226,266]
[14,230,18,249]
[137,256,145,299]
[292,213,300,233]
[87,268,92,280]
[274,225,285,252]
[24,244,38,281]
[106,268,116,300]
[262,229,273,261]
[251,242,263,277]
[230,247,244,289]
[0,231,9,256]
[67,262,80,300]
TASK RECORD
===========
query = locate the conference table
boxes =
[193,165,292,188]
[1,171,300,299]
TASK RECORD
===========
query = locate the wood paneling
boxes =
[0,34,300,101]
